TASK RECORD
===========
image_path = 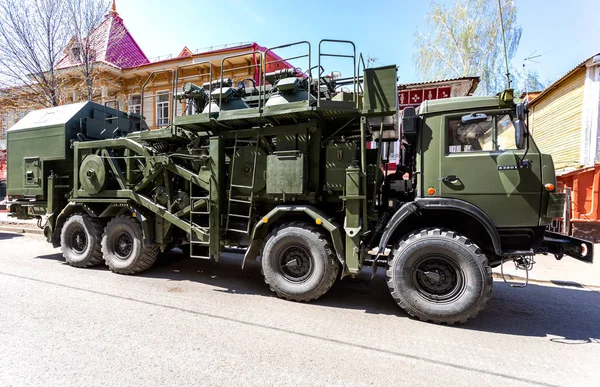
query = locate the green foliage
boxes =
[414,0,522,96]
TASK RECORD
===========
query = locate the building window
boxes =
[128,94,141,115]
[156,91,170,126]
[70,44,82,63]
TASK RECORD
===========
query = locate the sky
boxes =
[115,0,600,88]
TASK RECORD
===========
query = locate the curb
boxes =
[0,225,44,235]
[492,272,600,291]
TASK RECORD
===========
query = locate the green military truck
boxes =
[6,40,593,324]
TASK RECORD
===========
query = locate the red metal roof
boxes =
[56,10,149,70]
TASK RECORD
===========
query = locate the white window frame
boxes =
[156,91,170,126]
[128,94,141,115]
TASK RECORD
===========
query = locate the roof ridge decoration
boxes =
[177,46,193,58]
[109,0,118,16]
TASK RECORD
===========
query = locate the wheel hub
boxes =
[70,228,88,253]
[279,245,313,282]
[413,256,463,301]
[113,232,133,259]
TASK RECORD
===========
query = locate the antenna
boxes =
[497,0,511,89]
[522,51,541,100]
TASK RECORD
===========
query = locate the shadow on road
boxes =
[461,283,600,344]
[36,248,600,343]
[35,253,65,262]
[0,232,23,240]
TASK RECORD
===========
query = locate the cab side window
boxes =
[448,113,522,153]
[448,116,494,153]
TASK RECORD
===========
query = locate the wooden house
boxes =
[529,53,600,240]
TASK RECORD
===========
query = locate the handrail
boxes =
[263,41,311,108]
[174,61,212,116]
[140,69,175,129]
[318,39,356,108]
[219,51,263,111]
[356,53,367,109]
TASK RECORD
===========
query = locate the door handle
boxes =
[442,175,458,183]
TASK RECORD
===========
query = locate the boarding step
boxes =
[231,184,254,189]
[190,244,211,260]
[229,198,252,204]
[228,213,250,219]
[228,228,250,234]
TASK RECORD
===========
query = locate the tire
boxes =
[386,228,493,324]
[60,214,104,268]
[261,222,339,302]
[101,215,158,274]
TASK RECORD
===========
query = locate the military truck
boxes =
[6,40,593,324]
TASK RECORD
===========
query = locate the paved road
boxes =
[1,232,599,386]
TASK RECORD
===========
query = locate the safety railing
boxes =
[174,61,213,117]
[318,39,357,107]
[219,51,263,111]
[140,69,175,129]
[263,41,311,107]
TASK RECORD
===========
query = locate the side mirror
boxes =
[514,119,527,149]
[402,107,418,136]
[461,113,487,124]
[516,103,525,121]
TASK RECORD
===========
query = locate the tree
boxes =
[414,0,522,95]
[0,0,70,107]
[66,0,110,101]
[520,68,547,93]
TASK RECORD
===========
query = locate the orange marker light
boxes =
[427,187,436,196]
[545,183,555,192]
[262,217,269,223]
[315,218,322,225]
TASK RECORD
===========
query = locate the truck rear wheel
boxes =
[60,214,104,267]
[101,215,158,274]
[386,228,492,324]
[261,222,339,302]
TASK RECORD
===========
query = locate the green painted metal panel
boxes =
[266,153,305,195]
[324,142,358,192]
[362,65,397,114]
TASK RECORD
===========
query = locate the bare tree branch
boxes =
[0,0,70,107]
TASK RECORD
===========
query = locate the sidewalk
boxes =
[0,212,38,226]
[0,212,42,234]
[493,252,600,289]
[0,212,598,288]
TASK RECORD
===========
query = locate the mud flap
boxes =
[539,231,594,263]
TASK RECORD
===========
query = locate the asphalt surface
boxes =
[1,232,599,386]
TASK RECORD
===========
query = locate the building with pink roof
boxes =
[0,0,294,132]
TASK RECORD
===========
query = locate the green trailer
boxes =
[7,39,593,324]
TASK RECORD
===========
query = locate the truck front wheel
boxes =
[386,228,492,324]
[101,215,158,274]
[261,222,339,302]
[60,214,104,268]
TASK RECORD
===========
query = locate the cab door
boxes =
[433,110,542,228]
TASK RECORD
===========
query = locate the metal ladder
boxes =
[189,181,211,259]
[226,131,260,234]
